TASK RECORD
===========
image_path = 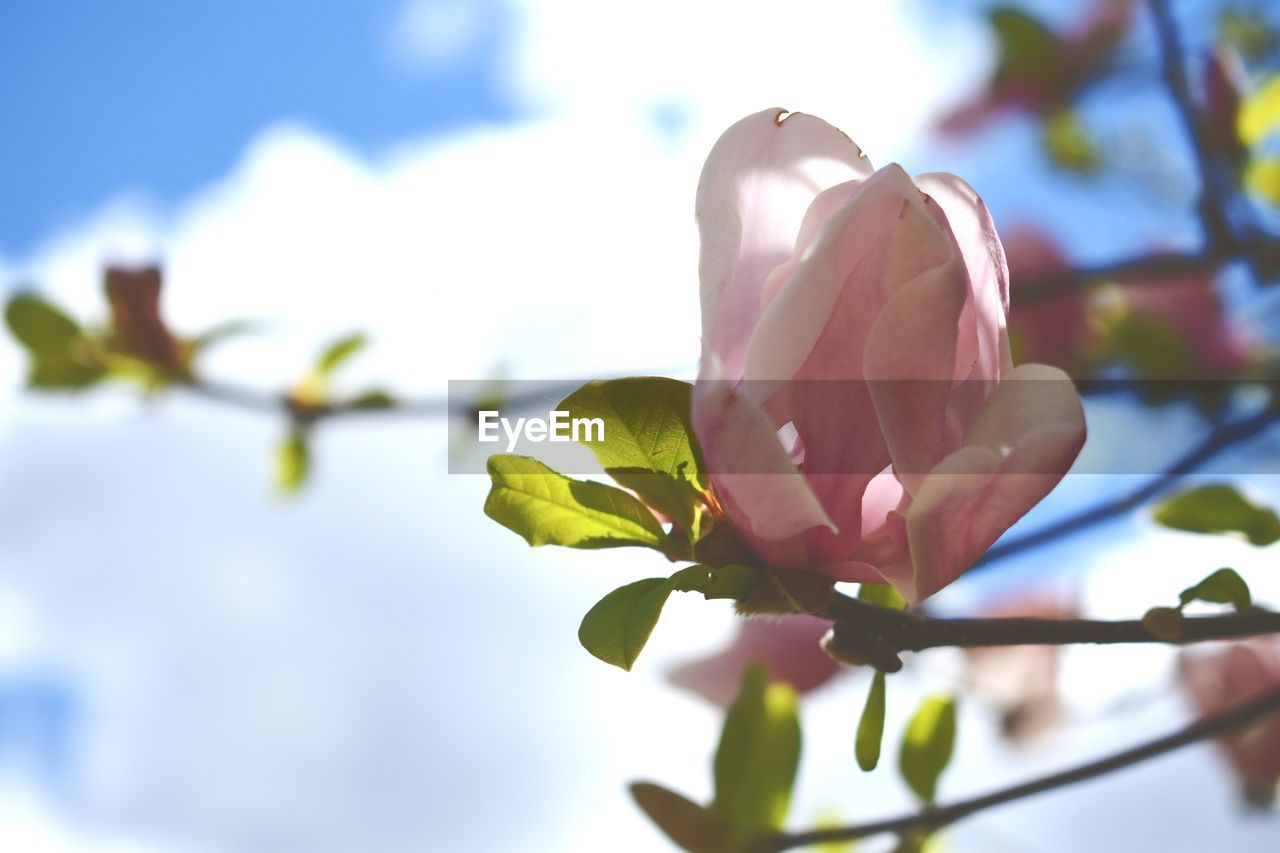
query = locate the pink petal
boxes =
[742,164,918,385]
[914,172,1012,381]
[697,109,873,380]
[885,364,1086,602]
[692,363,834,567]
[864,254,971,495]
[1181,640,1280,790]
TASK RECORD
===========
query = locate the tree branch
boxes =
[1014,248,1224,301]
[757,682,1280,850]
[180,376,594,423]
[823,592,1280,661]
[1147,0,1238,251]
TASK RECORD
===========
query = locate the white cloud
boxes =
[500,0,984,161]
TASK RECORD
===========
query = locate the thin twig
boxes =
[823,592,1280,655]
[1014,249,1224,301]
[179,377,610,422]
[758,682,1280,850]
[1147,0,1238,251]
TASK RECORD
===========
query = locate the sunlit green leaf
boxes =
[713,664,802,838]
[561,378,706,487]
[1221,10,1277,61]
[856,670,887,772]
[629,782,729,853]
[188,318,261,356]
[859,583,908,611]
[484,454,667,550]
[1153,483,1280,546]
[347,389,396,410]
[5,294,82,355]
[1042,110,1099,173]
[315,332,368,376]
[1103,311,1198,380]
[560,378,707,536]
[579,578,673,671]
[899,694,957,805]
[1178,567,1252,612]
[1239,74,1280,147]
[1245,158,1280,206]
[990,7,1061,86]
[276,429,310,494]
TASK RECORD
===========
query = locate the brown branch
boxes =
[756,682,1280,850]
[180,376,596,423]
[1147,0,1239,251]
[1015,249,1224,301]
[822,592,1280,668]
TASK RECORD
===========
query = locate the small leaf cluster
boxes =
[483,377,821,671]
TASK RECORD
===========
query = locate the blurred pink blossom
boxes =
[937,0,1132,136]
[1180,640,1280,805]
[667,615,840,707]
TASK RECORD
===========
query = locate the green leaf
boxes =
[1042,110,1099,173]
[347,388,397,410]
[560,378,707,488]
[856,670,887,772]
[703,564,761,601]
[1239,74,1280,147]
[28,354,106,389]
[1178,567,1252,612]
[990,7,1061,86]
[1220,11,1276,62]
[276,430,310,494]
[560,378,708,535]
[315,332,368,376]
[665,563,761,599]
[484,454,668,550]
[1245,157,1280,207]
[579,578,673,671]
[630,783,729,853]
[606,468,705,545]
[1153,483,1280,546]
[899,694,957,805]
[713,664,802,837]
[859,583,908,611]
[5,294,83,355]
[190,318,260,350]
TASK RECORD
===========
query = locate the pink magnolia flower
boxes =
[692,109,1086,603]
[1180,640,1280,804]
[667,615,840,707]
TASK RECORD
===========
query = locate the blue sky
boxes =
[0,0,514,254]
